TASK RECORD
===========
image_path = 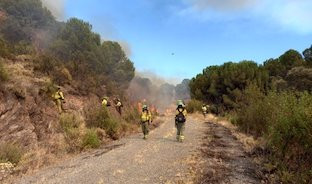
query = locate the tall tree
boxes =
[303,45,312,65]
[279,49,305,71]
[190,61,269,110]
[0,0,55,43]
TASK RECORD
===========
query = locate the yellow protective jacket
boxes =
[53,91,64,100]
[176,108,187,116]
[102,99,108,106]
[141,111,152,122]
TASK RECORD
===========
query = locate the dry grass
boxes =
[201,114,257,152]
[217,119,257,152]
[0,143,23,164]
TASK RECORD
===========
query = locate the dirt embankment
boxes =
[0,56,138,181]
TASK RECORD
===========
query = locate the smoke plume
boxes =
[127,72,190,113]
[118,41,132,57]
[187,0,255,11]
[41,0,66,20]
[136,71,180,86]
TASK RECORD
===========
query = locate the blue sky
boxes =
[44,0,312,81]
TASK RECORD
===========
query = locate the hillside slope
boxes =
[0,56,139,181]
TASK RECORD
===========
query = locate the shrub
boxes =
[124,107,140,124]
[34,54,59,75]
[82,129,100,149]
[59,113,83,152]
[209,104,221,115]
[234,89,312,183]
[0,143,23,164]
[59,113,82,133]
[0,60,8,82]
[186,99,202,113]
[0,38,10,58]
[51,66,73,86]
[235,84,270,137]
[39,79,58,99]
[11,41,34,55]
[85,105,120,139]
[265,92,312,183]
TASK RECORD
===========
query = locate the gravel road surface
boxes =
[17,115,261,184]
[18,115,207,184]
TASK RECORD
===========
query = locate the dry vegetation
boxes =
[0,1,143,181]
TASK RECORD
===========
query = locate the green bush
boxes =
[40,80,58,96]
[85,105,120,139]
[0,60,8,82]
[11,41,34,55]
[186,99,202,113]
[34,54,73,85]
[59,113,83,152]
[34,54,59,75]
[59,113,82,133]
[265,92,312,183]
[0,143,23,164]
[234,90,312,183]
[209,104,222,115]
[82,129,100,149]
[235,84,271,137]
[0,38,10,58]
[124,107,140,123]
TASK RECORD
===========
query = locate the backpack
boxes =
[175,110,186,123]
[107,101,111,106]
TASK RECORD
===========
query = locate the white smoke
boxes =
[136,71,180,86]
[127,72,187,111]
[260,0,312,34]
[187,0,255,11]
[41,0,66,20]
[118,41,132,57]
[182,0,312,33]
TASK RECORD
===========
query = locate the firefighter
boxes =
[175,101,187,142]
[52,87,65,113]
[102,96,111,107]
[141,105,152,139]
[202,104,208,118]
[115,98,123,115]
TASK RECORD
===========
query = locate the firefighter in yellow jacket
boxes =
[175,100,187,142]
[52,87,65,113]
[102,97,111,108]
[141,105,152,139]
[202,104,207,118]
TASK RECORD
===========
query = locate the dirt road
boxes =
[17,115,260,184]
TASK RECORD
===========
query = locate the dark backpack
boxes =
[107,101,111,106]
[175,110,186,123]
